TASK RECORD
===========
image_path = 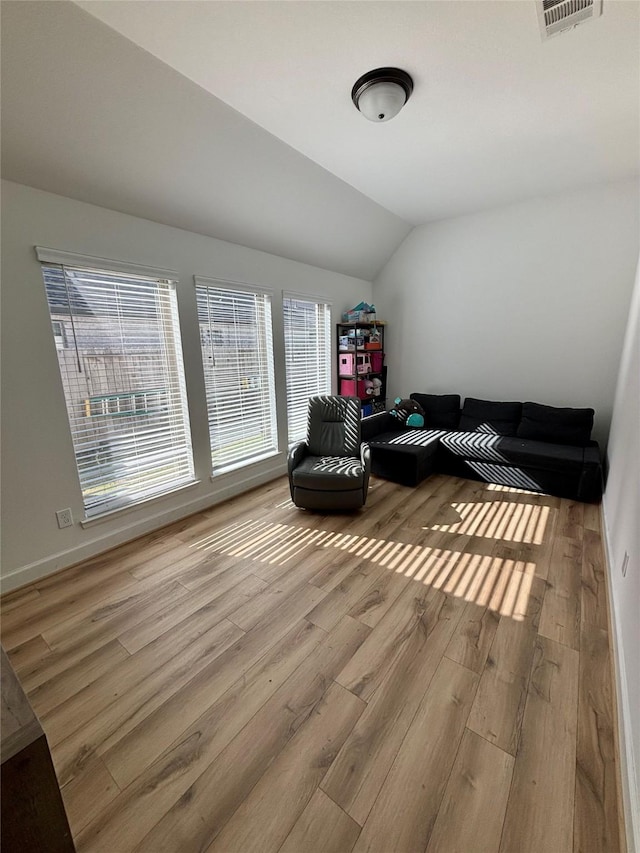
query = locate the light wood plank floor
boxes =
[1,474,624,853]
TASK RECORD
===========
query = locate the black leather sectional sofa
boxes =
[361,393,602,502]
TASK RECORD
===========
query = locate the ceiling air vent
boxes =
[537,0,603,39]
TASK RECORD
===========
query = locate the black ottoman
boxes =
[368,431,441,487]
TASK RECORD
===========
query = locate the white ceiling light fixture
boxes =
[351,67,414,123]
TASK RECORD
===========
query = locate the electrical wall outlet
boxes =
[621,551,629,578]
[56,508,73,529]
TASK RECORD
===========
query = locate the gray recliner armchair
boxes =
[288,395,371,510]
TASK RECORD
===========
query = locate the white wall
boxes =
[603,254,640,853]
[373,179,639,446]
[0,180,372,590]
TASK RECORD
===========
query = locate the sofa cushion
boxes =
[440,432,514,464]
[291,455,365,491]
[361,411,396,442]
[459,397,522,436]
[410,393,461,430]
[517,401,594,446]
[368,429,448,449]
[498,437,586,471]
[440,431,586,473]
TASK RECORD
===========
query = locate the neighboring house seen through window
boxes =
[39,252,195,517]
[283,294,332,444]
[196,277,278,473]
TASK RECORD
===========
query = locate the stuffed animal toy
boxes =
[390,397,425,428]
[364,379,375,396]
[371,377,382,397]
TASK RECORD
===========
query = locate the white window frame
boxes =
[195,275,278,474]
[37,246,196,519]
[283,292,333,444]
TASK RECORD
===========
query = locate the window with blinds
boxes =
[39,253,195,517]
[283,295,332,443]
[196,278,278,472]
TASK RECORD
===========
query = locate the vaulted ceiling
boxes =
[2,1,638,279]
[78,0,640,224]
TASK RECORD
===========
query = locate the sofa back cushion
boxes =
[517,401,594,446]
[361,410,396,442]
[410,393,461,429]
[459,397,522,436]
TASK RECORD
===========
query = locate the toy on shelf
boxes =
[342,301,377,323]
[339,352,372,376]
[338,353,356,376]
[356,353,371,375]
[366,326,382,350]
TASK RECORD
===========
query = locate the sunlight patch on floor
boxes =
[485,483,542,495]
[425,500,550,544]
[191,516,538,620]
[274,498,296,509]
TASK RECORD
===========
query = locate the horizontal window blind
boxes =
[41,263,195,517]
[196,279,278,471]
[283,295,332,443]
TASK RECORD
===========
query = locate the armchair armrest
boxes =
[360,442,371,502]
[287,441,308,500]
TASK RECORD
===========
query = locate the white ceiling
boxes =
[77,0,640,225]
[2,1,638,280]
[0,1,410,281]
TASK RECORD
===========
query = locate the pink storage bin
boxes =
[370,351,384,372]
[338,353,356,376]
[340,379,367,398]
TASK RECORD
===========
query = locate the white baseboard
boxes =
[601,506,639,853]
[1,460,287,595]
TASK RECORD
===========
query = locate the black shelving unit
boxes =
[336,321,386,416]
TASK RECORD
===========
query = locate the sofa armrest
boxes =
[583,443,601,465]
[579,442,603,502]
[361,411,395,442]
